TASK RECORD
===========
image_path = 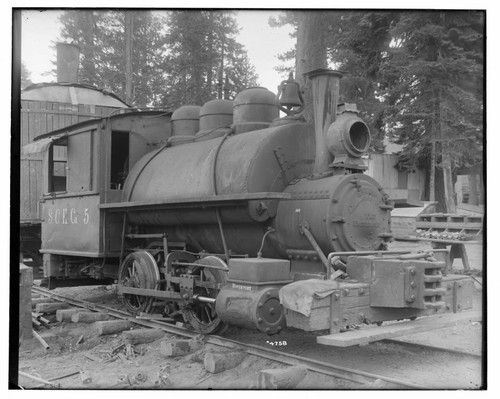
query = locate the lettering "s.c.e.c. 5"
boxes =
[47,208,90,225]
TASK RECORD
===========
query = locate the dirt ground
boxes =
[16,239,485,390]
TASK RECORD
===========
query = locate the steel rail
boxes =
[32,286,424,389]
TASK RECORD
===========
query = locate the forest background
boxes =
[19,9,484,213]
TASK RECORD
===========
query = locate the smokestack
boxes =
[56,42,80,84]
[306,69,343,174]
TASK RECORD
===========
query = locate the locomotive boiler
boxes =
[36,69,474,340]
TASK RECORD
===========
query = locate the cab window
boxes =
[48,143,67,193]
[110,131,130,190]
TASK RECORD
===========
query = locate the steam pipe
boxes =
[306,69,343,174]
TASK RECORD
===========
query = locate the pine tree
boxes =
[58,10,258,108]
[58,10,168,107]
[160,10,258,108]
[271,10,484,211]
[21,62,33,90]
[269,11,391,148]
[327,11,400,152]
[379,11,484,211]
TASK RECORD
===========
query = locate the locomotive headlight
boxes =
[326,109,371,159]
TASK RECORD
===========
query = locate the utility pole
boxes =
[125,12,134,104]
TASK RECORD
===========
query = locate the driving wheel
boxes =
[118,251,160,314]
[182,256,228,334]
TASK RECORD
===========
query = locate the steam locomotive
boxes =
[30,69,473,339]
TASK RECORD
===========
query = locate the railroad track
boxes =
[31,286,471,389]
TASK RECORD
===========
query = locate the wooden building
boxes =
[365,152,426,206]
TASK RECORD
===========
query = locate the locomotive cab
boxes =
[28,111,172,287]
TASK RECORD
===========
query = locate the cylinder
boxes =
[233,87,279,134]
[215,286,285,334]
[306,69,343,174]
[56,42,80,84]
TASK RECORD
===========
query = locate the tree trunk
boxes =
[429,140,436,202]
[439,89,456,213]
[71,312,111,323]
[95,320,134,335]
[124,12,134,104]
[35,302,69,314]
[295,11,328,124]
[56,308,87,322]
[434,168,446,213]
[468,174,478,205]
[122,328,164,344]
[438,13,456,213]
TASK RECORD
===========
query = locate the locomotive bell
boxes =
[277,72,304,115]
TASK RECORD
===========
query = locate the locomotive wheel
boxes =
[183,256,228,335]
[118,251,160,314]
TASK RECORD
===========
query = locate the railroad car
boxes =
[20,43,129,265]
[29,69,475,340]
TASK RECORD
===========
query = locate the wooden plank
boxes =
[414,238,481,245]
[20,107,102,118]
[28,159,43,217]
[56,102,65,129]
[27,101,36,146]
[29,160,37,217]
[40,101,48,137]
[21,102,29,146]
[317,311,482,347]
[50,103,57,130]
[416,221,483,230]
[46,103,54,132]
[33,101,42,141]
[20,160,31,220]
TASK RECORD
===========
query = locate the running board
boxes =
[317,311,482,347]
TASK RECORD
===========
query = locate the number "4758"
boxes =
[266,340,287,347]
